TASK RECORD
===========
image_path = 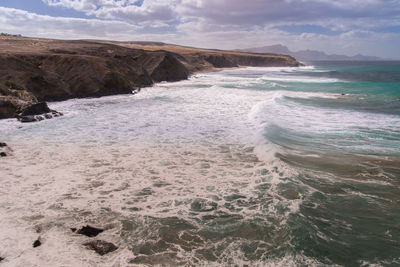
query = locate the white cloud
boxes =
[42,0,400,29]
[43,0,179,24]
[0,6,140,39]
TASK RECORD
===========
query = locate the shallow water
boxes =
[0,62,399,266]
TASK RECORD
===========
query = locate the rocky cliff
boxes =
[0,37,300,119]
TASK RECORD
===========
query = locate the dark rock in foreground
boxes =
[33,239,41,248]
[0,256,4,262]
[0,142,9,157]
[83,240,118,255]
[77,225,104,237]
[17,102,63,123]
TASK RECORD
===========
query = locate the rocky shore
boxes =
[0,224,118,263]
[0,36,300,120]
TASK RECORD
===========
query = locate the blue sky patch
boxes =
[0,0,90,18]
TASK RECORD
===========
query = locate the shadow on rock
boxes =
[76,225,104,237]
[84,240,118,255]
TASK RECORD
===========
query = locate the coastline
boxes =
[0,36,301,120]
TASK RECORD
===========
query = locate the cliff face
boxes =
[199,53,299,68]
[0,37,300,119]
[142,52,189,82]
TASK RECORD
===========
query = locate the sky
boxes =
[1,0,400,59]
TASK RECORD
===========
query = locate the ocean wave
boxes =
[260,75,341,83]
[248,90,400,157]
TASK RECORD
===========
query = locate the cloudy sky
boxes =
[1,0,400,58]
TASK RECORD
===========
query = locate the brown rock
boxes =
[0,96,24,119]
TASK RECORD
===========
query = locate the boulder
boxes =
[0,256,4,262]
[0,142,10,157]
[83,240,118,255]
[33,239,41,248]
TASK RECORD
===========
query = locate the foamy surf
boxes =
[0,75,305,266]
[260,75,341,83]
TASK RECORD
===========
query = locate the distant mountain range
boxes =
[237,44,387,61]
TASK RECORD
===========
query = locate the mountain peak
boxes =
[237,45,386,61]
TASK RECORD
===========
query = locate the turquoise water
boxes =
[0,61,399,266]
[226,61,400,266]
[284,62,400,266]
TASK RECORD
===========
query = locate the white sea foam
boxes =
[0,70,309,265]
[260,75,340,83]
[249,90,400,146]
[229,65,316,73]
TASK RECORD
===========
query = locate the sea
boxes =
[0,61,399,266]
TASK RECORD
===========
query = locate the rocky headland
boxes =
[0,36,301,120]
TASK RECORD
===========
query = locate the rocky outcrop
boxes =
[0,99,63,123]
[0,36,301,119]
[0,77,38,119]
[16,102,63,123]
[0,97,21,119]
[18,102,51,116]
[0,52,153,102]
